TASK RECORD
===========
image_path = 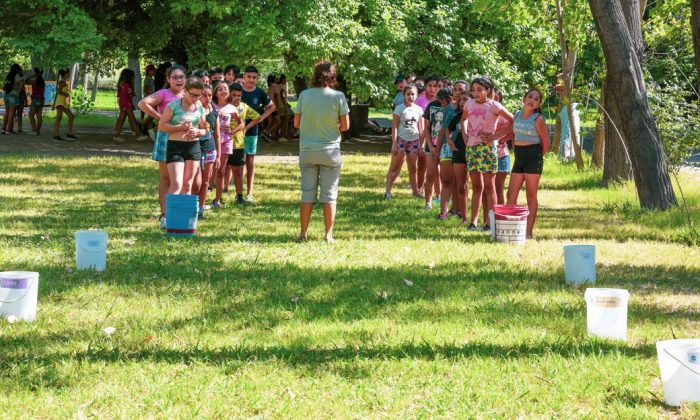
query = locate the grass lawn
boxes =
[0,151,699,417]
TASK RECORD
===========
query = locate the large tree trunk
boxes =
[692,0,700,96]
[589,0,677,209]
[551,108,563,155]
[128,55,142,109]
[81,66,89,99]
[69,63,79,88]
[591,78,605,168]
[601,81,633,185]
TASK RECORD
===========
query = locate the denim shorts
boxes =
[497,154,511,173]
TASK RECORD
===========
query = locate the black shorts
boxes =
[512,144,543,174]
[227,148,245,167]
[166,140,201,163]
[451,149,467,165]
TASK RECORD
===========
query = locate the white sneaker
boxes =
[159,217,166,229]
[245,194,255,204]
[114,136,125,143]
[424,203,433,210]
[137,135,149,142]
[148,129,156,141]
[202,204,211,210]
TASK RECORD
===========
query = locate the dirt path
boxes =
[0,126,392,159]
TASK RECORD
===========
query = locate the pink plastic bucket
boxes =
[493,205,529,244]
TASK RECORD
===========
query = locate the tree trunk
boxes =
[128,55,142,109]
[91,71,99,102]
[69,63,79,88]
[82,66,89,99]
[601,80,632,185]
[591,78,605,168]
[692,0,700,96]
[589,0,677,209]
[556,0,584,169]
[551,108,563,155]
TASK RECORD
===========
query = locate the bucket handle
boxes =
[0,278,37,304]
[76,241,107,254]
[663,348,700,376]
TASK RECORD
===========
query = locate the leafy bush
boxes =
[71,87,95,116]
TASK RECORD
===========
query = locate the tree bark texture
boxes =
[551,108,563,155]
[692,0,700,96]
[91,71,99,102]
[128,55,142,109]
[589,0,677,209]
[601,83,633,184]
[591,78,605,168]
[82,67,89,99]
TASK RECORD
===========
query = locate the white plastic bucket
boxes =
[493,205,528,244]
[0,271,40,321]
[75,230,108,271]
[656,339,700,406]
[564,244,596,285]
[584,288,629,340]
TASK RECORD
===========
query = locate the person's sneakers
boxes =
[235,194,245,205]
[148,128,156,141]
[482,224,491,232]
[466,223,478,231]
[53,136,65,142]
[432,197,440,205]
[383,192,393,200]
[137,135,149,142]
[261,132,272,142]
[159,216,167,229]
[212,201,221,209]
[438,212,447,220]
[66,134,78,141]
[245,194,255,205]
[198,208,205,220]
[413,191,425,199]
[202,204,211,210]
[424,202,433,210]
[113,136,125,143]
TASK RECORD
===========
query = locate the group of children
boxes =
[2,64,77,140]
[385,75,551,239]
[137,64,276,226]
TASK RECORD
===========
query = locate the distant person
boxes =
[2,63,23,135]
[240,65,276,204]
[192,69,209,85]
[195,83,220,219]
[114,68,148,143]
[52,68,78,142]
[209,67,223,82]
[277,74,292,141]
[142,64,156,129]
[27,67,46,135]
[384,84,423,199]
[446,91,471,223]
[228,82,263,205]
[212,81,237,208]
[224,64,240,84]
[294,60,350,242]
[16,72,28,133]
[154,62,172,91]
[263,74,282,142]
[392,75,406,110]
[507,88,550,239]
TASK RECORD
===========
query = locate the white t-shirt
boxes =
[393,103,423,142]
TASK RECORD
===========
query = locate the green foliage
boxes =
[70,87,95,115]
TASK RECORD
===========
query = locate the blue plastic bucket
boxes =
[165,194,198,237]
[75,230,108,271]
[563,244,596,285]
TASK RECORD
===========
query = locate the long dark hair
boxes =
[117,68,134,90]
[310,60,336,88]
[6,63,22,83]
[524,88,544,115]
[33,67,45,88]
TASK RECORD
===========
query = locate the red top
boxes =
[118,82,134,109]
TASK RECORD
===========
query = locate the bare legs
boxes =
[114,108,140,139]
[167,160,198,195]
[438,160,453,215]
[158,162,169,216]
[245,154,255,197]
[452,163,468,221]
[384,151,406,195]
[299,202,336,242]
[29,106,43,134]
[507,173,541,239]
[424,153,440,206]
[213,153,230,205]
[53,107,75,137]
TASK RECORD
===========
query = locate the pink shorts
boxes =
[220,140,233,155]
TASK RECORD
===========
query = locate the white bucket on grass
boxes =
[584,288,629,340]
[75,230,108,271]
[564,244,596,285]
[656,339,700,406]
[0,271,40,322]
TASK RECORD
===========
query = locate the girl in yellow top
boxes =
[52,69,78,141]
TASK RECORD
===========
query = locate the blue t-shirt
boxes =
[241,87,270,137]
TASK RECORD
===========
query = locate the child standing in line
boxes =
[52,69,78,142]
[384,84,423,199]
[142,64,157,137]
[196,83,220,219]
[434,87,457,219]
[114,68,149,143]
[506,88,550,239]
[421,79,448,210]
[227,83,263,205]
[461,77,513,231]
[446,91,472,223]
[212,81,237,208]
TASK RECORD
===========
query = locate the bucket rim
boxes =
[656,339,700,349]
[584,288,629,298]
[0,271,40,278]
[563,244,595,250]
[74,230,108,238]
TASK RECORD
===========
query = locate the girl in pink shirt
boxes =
[461,77,513,231]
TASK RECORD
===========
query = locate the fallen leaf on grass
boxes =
[41,235,51,241]
[6,315,18,324]
[428,261,435,269]
[65,267,74,274]
[403,279,414,286]
[377,291,389,300]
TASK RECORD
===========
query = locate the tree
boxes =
[692,0,700,95]
[588,0,677,209]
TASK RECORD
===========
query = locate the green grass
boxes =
[0,152,699,417]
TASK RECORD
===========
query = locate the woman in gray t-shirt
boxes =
[293,60,350,242]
